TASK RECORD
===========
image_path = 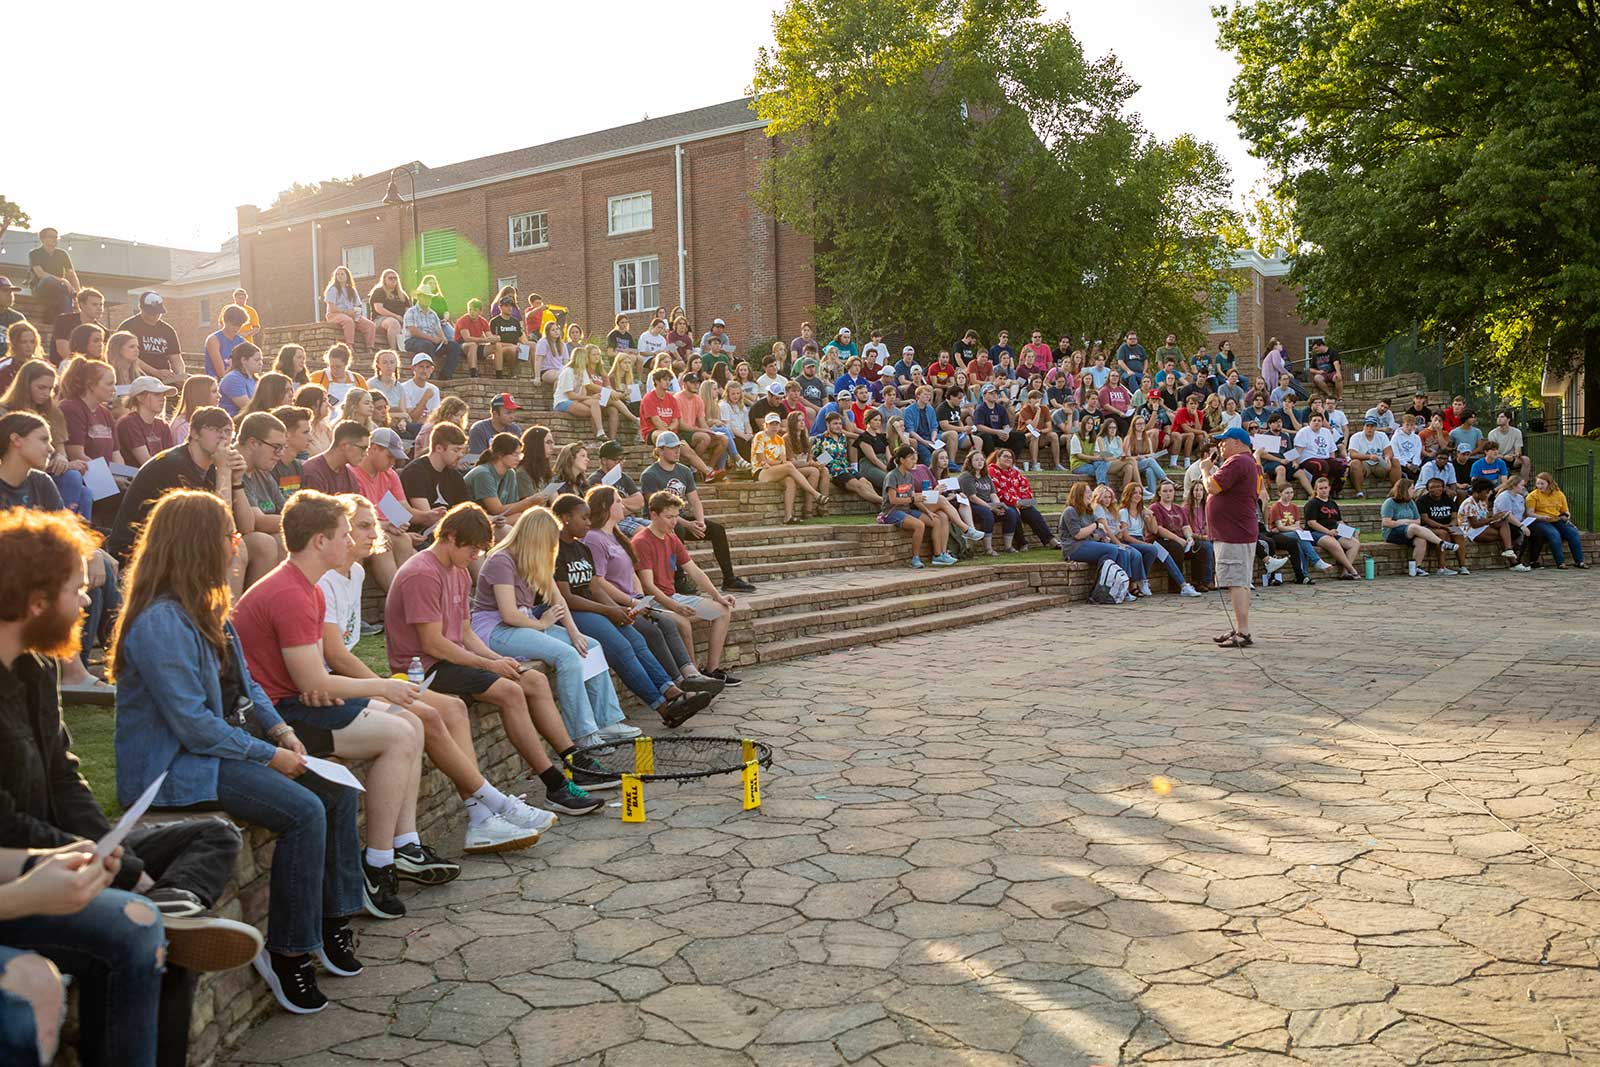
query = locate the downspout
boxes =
[675,144,687,312]
[309,222,321,324]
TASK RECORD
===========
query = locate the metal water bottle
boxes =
[1363,557,1376,580]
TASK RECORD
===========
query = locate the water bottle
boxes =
[1363,557,1375,580]
[406,656,425,687]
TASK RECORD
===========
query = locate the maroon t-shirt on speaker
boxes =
[1205,451,1261,544]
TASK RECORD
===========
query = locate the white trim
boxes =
[607,192,653,236]
[1305,335,1326,360]
[507,211,549,253]
[249,118,768,234]
[1229,248,1291,277]
[613,255,660,316]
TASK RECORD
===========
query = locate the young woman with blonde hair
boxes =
[554,344,616,439]
[1119,480,1199,596]
[170,374,220,445]
[414,395,469,458]
[323,265,376,348]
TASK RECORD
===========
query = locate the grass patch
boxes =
[354,635,394,676]
[954,546,1061,567]
[799,514,876,526]
[63,704,120,816]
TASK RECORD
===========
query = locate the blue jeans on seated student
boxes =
[1065,539,1146,581]
[1135,457,1164,495]
[711,426,739,467]
[403,336,463,380]
[970,501,1019,538]
[1529,518,1584,565]
[486,621,625,739]
[0,890,163,1067]
[213,758,362,955]
[0,948,50,1067]
[1128,540,1186,587]
[1073,461,1110,485]
[54,468,94,519]
[571,611,672,707]
[81,553,120,669]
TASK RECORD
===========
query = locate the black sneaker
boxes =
[660,690,713,728]
[722,577,756,593]
[361,861,405,920]
[679,675,726,696]
[394,842,461,886]
[254,951,328,1014]
[545,780,605,816]
[146,886,206,918]
[707,668,742,687]
[315,920,364,977]
[568,754,621,792]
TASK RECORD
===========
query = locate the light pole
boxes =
[382,165,420,285]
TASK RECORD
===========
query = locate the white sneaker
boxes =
[463,812,543,854]
[1510,563,1532,572]
[1436,567,1458,576]
[1179,584,1201,598]
[597,721,642,741]
[1409,562,1427,577]
[499,794,559,833]
[1264,555,1289,574]
[1441,541,1459,552]
[1138,582,1154,596]
[1457,566,1471,575]
[963,527,984,541]
[1315,559,1334,571]
[1501,549,1517,558]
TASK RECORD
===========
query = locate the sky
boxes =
[2,0,1262,253]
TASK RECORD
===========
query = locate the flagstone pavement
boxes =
[225,571,1600,1067]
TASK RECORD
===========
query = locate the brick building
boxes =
[236,98,816,350]
[1206,250,1330,378]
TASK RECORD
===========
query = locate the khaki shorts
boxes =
[1214,540,1255,588]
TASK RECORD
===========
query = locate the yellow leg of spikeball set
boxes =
[620,775,646,822]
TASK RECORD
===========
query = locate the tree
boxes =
[0,196,29,247]
[751,0,1241,353]
[1216,0,1600,428]
[271,175,364,212]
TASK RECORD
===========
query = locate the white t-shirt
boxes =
[1293,426,1337,460]
[554,365,589,402]
[317,563,366,653]
[637,331,669,355]
[720,399,751,436]
[1488,425,1524,455]
[1392,429,1424,467]
[1494,488,1526,523]
[1347,430,1391,462]
[756,373,789,394]
[1364,406,1396,431]
[398,380,440,419]
[1325,408,1349,438]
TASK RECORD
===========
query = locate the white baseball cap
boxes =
[410,353,434,366]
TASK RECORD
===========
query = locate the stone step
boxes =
[755,592,1074,664]
[753,576,1034,641]
[743,563,1029,617]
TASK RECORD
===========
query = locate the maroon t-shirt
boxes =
[1205,451,1261,544]
[61,398,118,460]
[115,412,172,460]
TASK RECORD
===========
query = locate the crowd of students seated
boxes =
[0,257,1593,1063]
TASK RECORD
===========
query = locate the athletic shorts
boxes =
[1384,527,1414,546]
[1213,540,1255,588]
[831,471,857,490]
[274,697,368,757]
[671,592,724,620]
[428,662,503,699]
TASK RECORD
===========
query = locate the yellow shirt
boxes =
[751,431,788,469]
[1525,487,1569,520]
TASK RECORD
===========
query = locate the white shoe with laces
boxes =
[1510,563,1531,572]
[1264,555,1289,574]
[499,795,559,833]
[464,812,544,854]
[1179,584,1202,598]
[1436,567,1457,576]
[1502,549,1518,559]
[596,721,642,741]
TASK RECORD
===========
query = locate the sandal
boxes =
[1213,630,1237,644]
[1218,632,1254,649]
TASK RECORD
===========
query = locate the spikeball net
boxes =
[566,736,774,821]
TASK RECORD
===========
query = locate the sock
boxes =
[365,847,394,869]
[538,766,569,792]
[471,782,512,815]
[558,745,577,760]
[394,832,420,850]
[465,797,493,826]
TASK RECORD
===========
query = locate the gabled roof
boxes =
[249,98,765,228]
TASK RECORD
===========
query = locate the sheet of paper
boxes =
[1251,434,1282,453]
[84,457,119,500]
[1297,530,1315,541]
[516,344,531,362]
[418,670,436,695]
[937,477,960,491]
[598,387,613,408]
[921,489,938,503]
[376,492,412,528]
[601,464,623,486]
[933,440,947,451]
[580,643,609,681]
[1520,515,1537,529]
[1027,426,1040,438]
[628,383,643,402]
[1283,447,1301,462]
[955,493,969,505]
[96,772,167,859]
[1336,522,1358,539]
[541,480,565,499]
[302,755,365,792]
[107,462,141,479]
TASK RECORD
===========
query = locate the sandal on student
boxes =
[1213,630,1237,644]
[1218,632,1254,649]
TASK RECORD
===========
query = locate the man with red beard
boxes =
[0,508,259,1066]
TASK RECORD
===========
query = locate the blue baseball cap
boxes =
[1213,427,1253,446]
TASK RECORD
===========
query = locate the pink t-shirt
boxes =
[630,526,688,598]
[1098,385,1132,413]
[231,562,325,702]
[639,390,679,442]
[350,462,405,507]
[385,548,470,671]
[582,528,639,597]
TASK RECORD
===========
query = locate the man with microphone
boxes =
[1204,427,1262,648]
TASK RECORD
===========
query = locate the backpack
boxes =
[1088,558,1132,605]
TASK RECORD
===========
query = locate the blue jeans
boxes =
[1184,539,1216,585]
[54,468,94,518]
[1073,461,1109,485]
[1136,457,1164,496]
[0,948,46,1067]
[1529,519,1584,565]
[572,611,671,707]
[711,426,739,468]
[486,622,625,740]
[1130,540,1186,587]
[214,758,362,954]
[81,554,120,668]
[403,336,463,380]
[971,501,1019,538]
[0,889,163,1067]
[1066,539,1146,581]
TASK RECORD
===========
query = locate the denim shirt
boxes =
[113,598,284,809]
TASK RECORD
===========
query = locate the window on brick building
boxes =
[1208,290,1239,334]
[508,212,549,252]
[343,245,375,278]
[420,229,458,267]
[614,256,659,315]
[198,296,211,325]
[607,192,653,236]
[496,276,518,296]
[1255,273,1263,305]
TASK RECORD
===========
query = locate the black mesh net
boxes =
[569,735,774,782]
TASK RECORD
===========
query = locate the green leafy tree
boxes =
[1216,0,1600,426]
[0,196,29,246]
[752,0,1240,353]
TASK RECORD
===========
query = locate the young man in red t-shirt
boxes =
[1170,393,1205,466]
[452,298,500,378]
[631,490,737,678]
[231,490,435,922]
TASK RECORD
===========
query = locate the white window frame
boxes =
[495,275,518,296]
[1305,335,1326,360]
[1207,290,1239,334]
[342,244,375,279]
[198,296,212,326]
[508,211,549,252]
[613,256,660,316]
[1255,272,1263,305]
[607,192,653,236]
[419,229,458,268]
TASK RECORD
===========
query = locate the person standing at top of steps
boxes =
[640,432,757,594]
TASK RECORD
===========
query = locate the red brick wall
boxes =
[238,129,817,348]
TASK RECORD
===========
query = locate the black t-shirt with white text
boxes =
[555,538,596,597]
[488,315,522,345]
[115,315,182,368]
[1420,494,1457,525]
[400,456,469,510]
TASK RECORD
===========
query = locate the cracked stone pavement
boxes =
[225,572,1600,1066]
